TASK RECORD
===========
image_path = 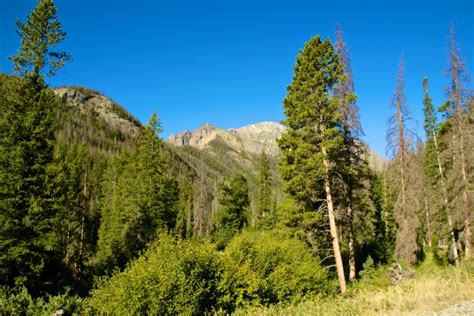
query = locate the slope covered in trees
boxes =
[0,0,472,314]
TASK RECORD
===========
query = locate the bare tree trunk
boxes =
[195,154,206,236]
[465,218,471,257]
[432,132,458,263]
[457,130,471,257]
[398,115,407,210]
[448,26,471,258]
[347,204,356,282]
[322,145,347,293]
[423,194,432,247]
[383,177,389,235]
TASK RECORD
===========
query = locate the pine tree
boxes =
[0,0,70,289]
[278,35,347,293]
[11,0,71,81]
[334,24,367,282]
[195,153,212,237]
[212,174,250,250]
[176,175,195,239]
[369,172,396,264]
[47,142,88,277]
[443,24,472,257]
[386,56,419,265]
[96,113,179,269]
[256,150,274,228]
[423,76,458,263]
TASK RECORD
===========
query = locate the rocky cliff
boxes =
[54,87,141,138]
[168,121,284,157]
[168,122,387,171]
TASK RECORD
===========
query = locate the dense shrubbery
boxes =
[0,287,91,315]
[223,230,335,308]
[89,230,332,313]
[90,234,224,314]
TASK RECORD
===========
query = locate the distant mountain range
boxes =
[168,122,285,156]
[168,122,387,172]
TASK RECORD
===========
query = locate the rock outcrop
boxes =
[168,121,387,171]
[168,121,285,157]
[54,87,141,137]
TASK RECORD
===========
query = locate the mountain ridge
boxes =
[168,122,387,171]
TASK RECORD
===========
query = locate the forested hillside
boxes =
[0,0,472,314]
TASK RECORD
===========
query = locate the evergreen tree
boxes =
[96,113,179,270]
[212,174,250,250]
[386,56,419,265]
[256,150,274,228]
[11,0,71,81]
[278,35,347,293]
[48,143,88,276]
[368,172,396,264]
[334,24,367,282]
[0,0,69,290]
[175,175,195,239]
[442,24,472,257]
[423,76,458,263]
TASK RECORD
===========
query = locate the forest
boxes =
[0,0,472,314]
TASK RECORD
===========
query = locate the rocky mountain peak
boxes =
[54,87,141,137]
[168,121,387,171]
[168,121,285,156]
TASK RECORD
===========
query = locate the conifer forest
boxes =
[0,0,473,314]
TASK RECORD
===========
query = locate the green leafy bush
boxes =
[222,229,334,309]
[90,234,225,314]
[0,287,91,315]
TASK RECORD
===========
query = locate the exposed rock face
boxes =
[168,121,387,171]
[168,121,285,156]
[54,87,141,137]
[368,148,388,172]
[230,122,286,156]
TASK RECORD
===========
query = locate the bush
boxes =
[222,229,334,309]
[359,255,376,279]
[0,287,91,315]
[90,234,226,314]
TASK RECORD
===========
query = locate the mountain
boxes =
[54,86,141,137]
[168,122,387,172]
[168,121,284,156]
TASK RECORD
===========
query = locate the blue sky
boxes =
[1,0,473,157]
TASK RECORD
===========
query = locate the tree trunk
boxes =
[423,194,432,248]
[78,167,87,275]
[322,145,347,293]
[347,205,356,282]
[457,131,471,257]
[433,131,458,264]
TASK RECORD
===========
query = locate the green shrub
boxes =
[359,255,376,279]
[222,229,334,309]
[0,287,91,315]
[90,234,225,314]
[90,231,335,314]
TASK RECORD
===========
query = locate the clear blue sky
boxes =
[1,0,473,157]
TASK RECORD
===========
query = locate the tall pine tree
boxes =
[96,113,179,270]
[423,76,458,264]
[386,56,419,265]
[278,35,347,293]
[256,150,274,228]
[442,24,472,257]
[212,174,250,250]
[0,0,70,289]
[334,24,367,282]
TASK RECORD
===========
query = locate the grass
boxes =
[240,256,474,315]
